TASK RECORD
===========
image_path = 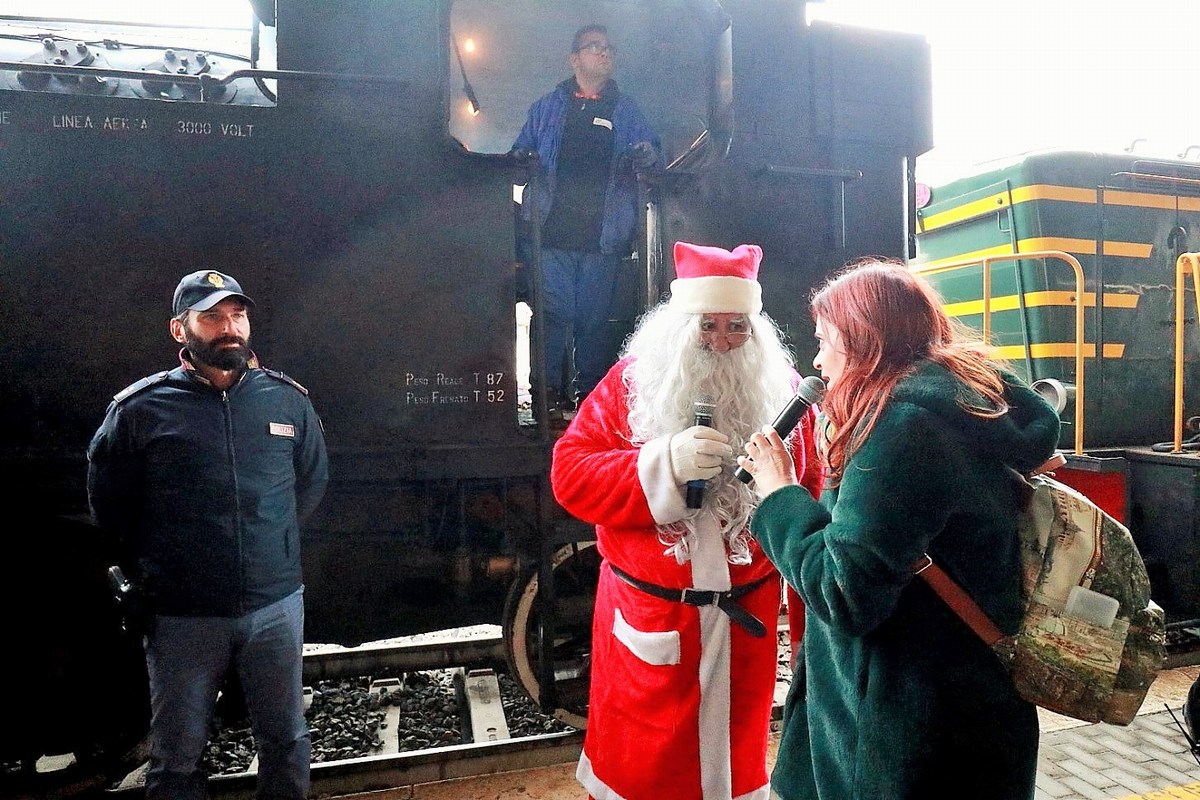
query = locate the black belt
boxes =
[608,563,772,638]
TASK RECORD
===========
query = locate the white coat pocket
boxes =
[612,607,681,666]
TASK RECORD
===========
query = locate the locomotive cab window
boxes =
[447,0,731,163]
[0,0,276,105]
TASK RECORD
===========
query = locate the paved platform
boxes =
[1038,709,1200,799]
[345,665,1200,800]
[1034,665,1200,800]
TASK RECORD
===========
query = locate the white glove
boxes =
[669,426,733,485]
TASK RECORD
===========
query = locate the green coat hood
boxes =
[889,360,1061,475]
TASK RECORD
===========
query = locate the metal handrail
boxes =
[0,60,404,103]
[1173,253,1200,453]
[0,60,402,86]
[914,250,1086,455]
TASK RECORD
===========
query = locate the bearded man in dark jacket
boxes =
[88,269,328,800]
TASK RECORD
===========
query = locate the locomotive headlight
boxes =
[1031,378,1075,416]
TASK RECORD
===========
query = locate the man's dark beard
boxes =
[185,332,250,371]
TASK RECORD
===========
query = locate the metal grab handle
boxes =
[1174,253,1200,453]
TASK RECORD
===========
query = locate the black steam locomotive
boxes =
[0,1,931,793]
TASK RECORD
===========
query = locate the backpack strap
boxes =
[1028,452,1067,477]
[913,555,1006,646]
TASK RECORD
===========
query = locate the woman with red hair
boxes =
[738,260,1060,800]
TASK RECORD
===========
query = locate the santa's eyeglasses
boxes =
[703,331,752,344]
[699,324,752,344]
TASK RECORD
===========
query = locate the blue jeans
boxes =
[538,248,621,399]
[144,588,309,800]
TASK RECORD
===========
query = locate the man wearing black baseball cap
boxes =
[87,270,328,800]
[173,268,256,314]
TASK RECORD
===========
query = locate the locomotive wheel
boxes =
[502,540,600,730]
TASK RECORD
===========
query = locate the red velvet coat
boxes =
[552,357,820,800]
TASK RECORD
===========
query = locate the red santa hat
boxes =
[668,241,763,315]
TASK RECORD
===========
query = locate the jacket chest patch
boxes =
[269,422,296,438]
[592,117,612,129]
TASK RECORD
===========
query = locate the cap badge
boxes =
[207,273,225,288]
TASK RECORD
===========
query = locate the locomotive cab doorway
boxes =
[445,0,735,723]
[446,0,733,429]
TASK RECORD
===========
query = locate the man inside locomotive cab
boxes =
[87,270,329,800]
[551,242,822,800]
[513,23,661,421]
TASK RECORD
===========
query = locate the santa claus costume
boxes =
[552,242,822,800]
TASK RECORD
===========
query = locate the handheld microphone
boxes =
[735,375,826,484]
[686,396,716,509]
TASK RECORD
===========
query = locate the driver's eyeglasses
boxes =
[576,42,616,56]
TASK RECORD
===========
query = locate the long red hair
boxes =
[811,259,1007,485]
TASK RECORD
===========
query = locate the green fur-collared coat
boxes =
[752,361,1061,800]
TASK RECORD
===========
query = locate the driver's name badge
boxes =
[269,422,296,437]
[592,117,612,129]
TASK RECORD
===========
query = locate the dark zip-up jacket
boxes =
[87,363,329,617]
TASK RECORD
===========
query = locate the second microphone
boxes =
[686,397,717,509]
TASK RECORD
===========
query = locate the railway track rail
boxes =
[180,730,583,800]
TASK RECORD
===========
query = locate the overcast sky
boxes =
[808,0,1200,185]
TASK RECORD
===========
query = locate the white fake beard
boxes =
[621,306,797,565]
